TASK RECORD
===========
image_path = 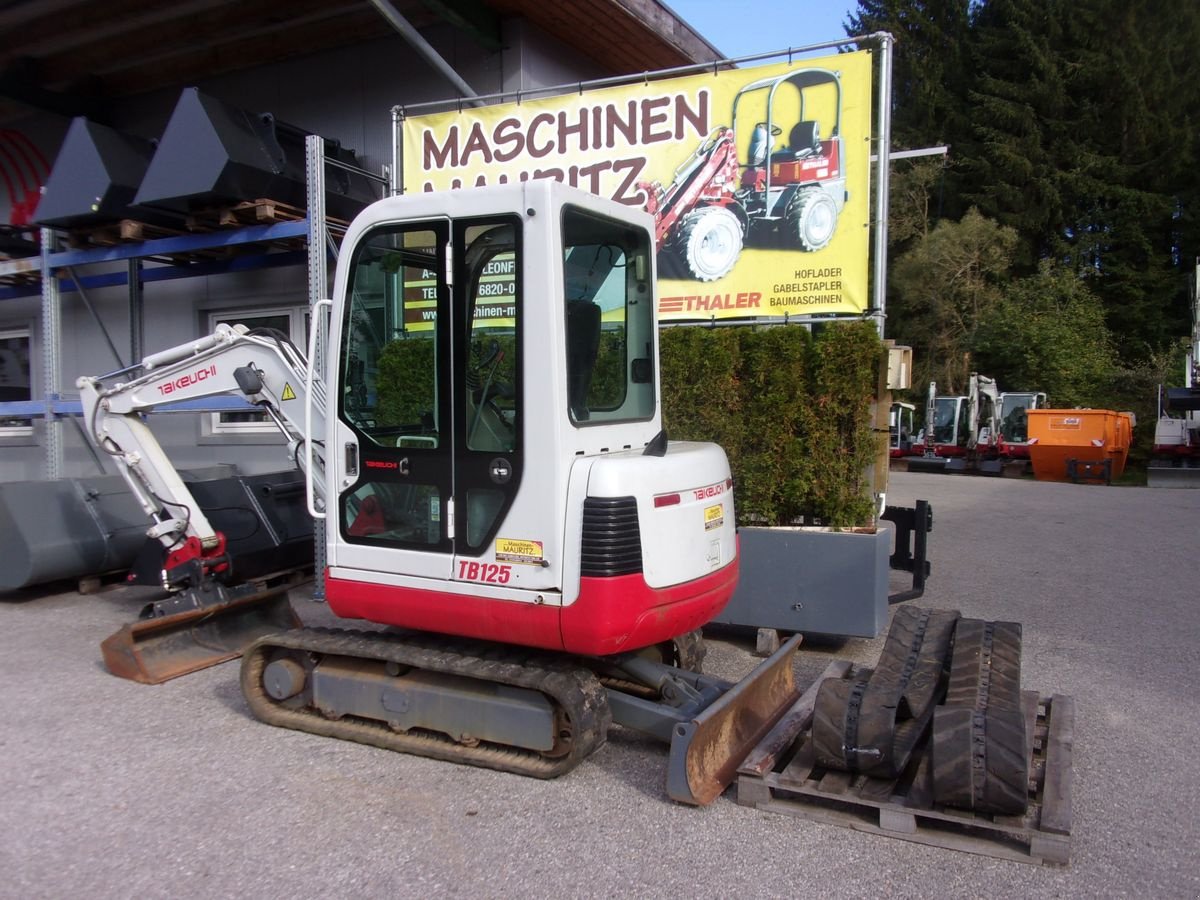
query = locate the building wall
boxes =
[0,18,607,483]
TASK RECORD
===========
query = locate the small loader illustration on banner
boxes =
[642,68,847,283]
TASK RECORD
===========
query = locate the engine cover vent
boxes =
[580,496,643,577]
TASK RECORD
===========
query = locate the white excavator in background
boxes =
[995,390,1049,462]
[907,374,1001,473]
[1149,260,1200,485]
[76,180,804,804]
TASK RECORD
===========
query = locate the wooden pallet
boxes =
[0,264,40,286]
[67,218,189,248]
[737,660,1075,866]
[185,198,349,231]
[186,198,306,230]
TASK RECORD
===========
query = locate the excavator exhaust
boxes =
[101,576,303,684]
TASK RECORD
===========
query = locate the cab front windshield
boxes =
[932,398,960,444]
[999,393,1035,443]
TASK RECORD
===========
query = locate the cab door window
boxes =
[339,225,449,549]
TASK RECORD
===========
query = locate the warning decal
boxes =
[704,504,724,531]
[280,383,297,401]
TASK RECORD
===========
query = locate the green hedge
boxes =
[661,321,882,528]
[375,321,884,527]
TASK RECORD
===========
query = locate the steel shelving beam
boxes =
[39,227,63,479]
[1,250,308,301]
[3,140,383,484]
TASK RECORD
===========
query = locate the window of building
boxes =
[206,306,309,435]
[0,327,33,436]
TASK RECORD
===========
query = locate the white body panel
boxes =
[584,441,736,591]
[322,181,735,609]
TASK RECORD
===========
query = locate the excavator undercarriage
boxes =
[240,625,805,800]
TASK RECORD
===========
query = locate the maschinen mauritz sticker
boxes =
[704,504,724,531]
[495,538,544,565]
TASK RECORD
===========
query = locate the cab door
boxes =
[331,216,525,586]
[333,219,456,582]
[449,218,524,578]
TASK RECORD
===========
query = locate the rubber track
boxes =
[240,628,611,779]
[812,606,959,778]
[932,619,1029,814]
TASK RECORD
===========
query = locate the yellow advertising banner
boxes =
[401,51,873,321]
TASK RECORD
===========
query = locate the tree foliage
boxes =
[661,323,882,527]
[852,0,1200,381]
[972,263,1116,405]
[889,208,1017,391]
[846,0,973,151]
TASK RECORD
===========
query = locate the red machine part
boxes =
[0,130,49,226]
[163,533,231,580]
[325,557,740,656]
[770,138,840,186]
[640,127,741,249]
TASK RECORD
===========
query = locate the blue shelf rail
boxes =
[0,219,313,425]
[0,220,310,301]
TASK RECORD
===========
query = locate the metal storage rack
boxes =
[0,135,389,480]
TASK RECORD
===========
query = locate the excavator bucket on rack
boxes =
[101,579,302,685]
[666,634,804,805]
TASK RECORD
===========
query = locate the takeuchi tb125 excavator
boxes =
[76,181,805,804]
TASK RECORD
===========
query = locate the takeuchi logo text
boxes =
[156,364,216,396]
[418,91,710,205]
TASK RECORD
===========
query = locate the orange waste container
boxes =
[1026,409,1135,483]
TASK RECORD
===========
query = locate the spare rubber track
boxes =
[932,619,1028,814]
[812,607,959,778]
[241,627,611,779]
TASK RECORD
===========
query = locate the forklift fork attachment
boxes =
[101,584,301,684]
[666,633,803,806]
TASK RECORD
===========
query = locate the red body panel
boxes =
[998,442,1032,459]
[560,559,739,655]
[325,558,740,656]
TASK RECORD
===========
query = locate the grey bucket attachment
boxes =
[0,475,150,591]
[133,87,376,220]
[666,634,804,805]
[34,118,173,229]
[101,576,303,684]
[0,465,287,592]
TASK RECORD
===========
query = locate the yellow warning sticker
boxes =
[280,383,297,401]
[704,504,724,531]
[496,538,544,565]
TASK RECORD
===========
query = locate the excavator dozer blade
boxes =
[101,585,301,685]
[666,633,803,806]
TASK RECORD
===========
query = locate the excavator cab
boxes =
[997,390,1047,457]
[324,181,738,655]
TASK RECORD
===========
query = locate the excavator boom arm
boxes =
[77,322,327,566]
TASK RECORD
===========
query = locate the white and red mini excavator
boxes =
[77,181,804,803]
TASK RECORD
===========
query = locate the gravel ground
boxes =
[1,471,1198,898]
